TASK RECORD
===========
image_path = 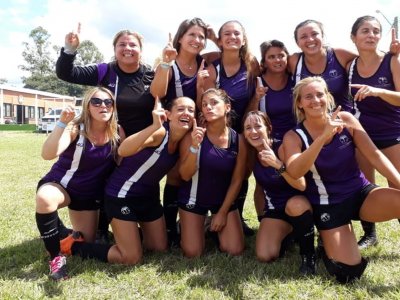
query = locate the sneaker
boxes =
[49,255,68,280]
[60,231,84,256]
[241,219,255,236]
[299,254,316,276]
[357,234,378,250]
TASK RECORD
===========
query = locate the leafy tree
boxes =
[0,78,7,84]
[76,40,104,65]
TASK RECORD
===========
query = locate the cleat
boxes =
[357,234,378,250]
[60,231,84,256]
[299,254,316,276]
[49,255,68,281]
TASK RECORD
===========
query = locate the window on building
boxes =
[29,106,35,118]
[4,104,11,117]
[39,107,44,118]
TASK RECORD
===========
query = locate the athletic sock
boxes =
[72,242,112,262]
[360,220,376,236]
[289,210,315,255]
[36,211,60,259]
[163,184,179,233]
[97,206,109,233]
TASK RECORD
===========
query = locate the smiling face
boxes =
[114,33,142,68]
[351,19,381,51]
[218,21,245,51]
[295,22,324,55]
[167,97,196,131]
[263,46,288,74]
[178,25,206,55]
[243,113,271,149]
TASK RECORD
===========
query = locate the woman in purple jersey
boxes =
[349,15,400,249]
[60,96,195,266]
[247,40,297,221]
[35,87,122,280]
[243,111,315,276]
[178,88,247,257]
[283,76,400,283]
[197,20,259,235]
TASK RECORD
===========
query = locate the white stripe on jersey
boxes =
[264,189,275,210]
[60,124,85,188]
[117,130,169,198]
[295,128,329,205]
[187,144,202,207]
[172,63,184,97]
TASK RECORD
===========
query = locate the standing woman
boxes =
[198,20,260,235]
[349,16,400,249]
[35,87,121,280]
[56,26,172,241]
[178,88,247,257]
[243,111,315,275]
[283,76,400,283]
[151,18,209,246]
[247,40,297,219]
[60,96,196,266]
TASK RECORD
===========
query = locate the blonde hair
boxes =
[74,87,120,157]
[292,76,335,122]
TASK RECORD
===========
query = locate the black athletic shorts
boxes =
[259,209,291,223]
[312,183,377,230]
[104,194,163,222]
[37,179,101,211]
[373,138,400,150]
[178,201,237,216]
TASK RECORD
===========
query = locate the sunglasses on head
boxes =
[89,98,114,108]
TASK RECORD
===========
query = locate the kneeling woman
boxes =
[62,96,195,265]
[243,111,315,275]
[178,88,247,257]
[35,87,121,280]
[283,76,400,283]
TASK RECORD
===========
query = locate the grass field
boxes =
[1,132,400,299]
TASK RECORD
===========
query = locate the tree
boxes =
[0,78,7,84]
[76,40,104,65]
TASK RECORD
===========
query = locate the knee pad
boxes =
[322,252,368,284]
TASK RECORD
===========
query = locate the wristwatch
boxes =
[277,163,286,176]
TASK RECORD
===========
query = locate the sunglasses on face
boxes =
[90,98,114,108]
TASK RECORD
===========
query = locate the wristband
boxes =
[189,145,199,154]
[277,163,286,176]
[63,45,77,55]
[160,62,172,69]
[56,121,67,129]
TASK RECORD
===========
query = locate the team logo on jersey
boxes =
[378,77,388,85]
[121,206,131,215]
[77,142,84,147]
[329,69,338,78]
[186,203,195,209]
[144,85,150,91]
[338,134,352,149]
[320,213,330,222]
[108,83,116,88]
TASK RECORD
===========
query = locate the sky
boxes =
[1,0,399,88]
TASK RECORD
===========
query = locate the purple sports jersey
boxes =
[295,48,353,112]
[105,124,179,198]
[259,76,296,144]
[294,124,369,205]
[42,131,115,200]
[162,55,203,107]
[178,128,239,207]
[253,155,301,210]
[213,59,255,132]
[350,53,400,141]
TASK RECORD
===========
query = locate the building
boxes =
[0,85,76,125]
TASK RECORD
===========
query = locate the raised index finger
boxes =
[262,139,271,150]
[168,32,173,44]
[192,118,197,130]
[154,96,162,110]
[331,105,341,120]
[392,27,396,42]
[77,22,81,34]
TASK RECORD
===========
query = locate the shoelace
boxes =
[50,256,65,272]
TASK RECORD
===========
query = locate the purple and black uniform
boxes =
[253,157,300,211]
[350,53,400,145]
[56,50,155,137]
[162,55,203,108]
[294,48,353,113]
[40,126,116,210]
[178,128,239,212]
[258,76,296,148]
[213,59,255,133]
[105,124,179,222]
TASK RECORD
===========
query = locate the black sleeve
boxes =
[55,47,99,86]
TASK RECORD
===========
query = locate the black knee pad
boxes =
[322,252,368,284]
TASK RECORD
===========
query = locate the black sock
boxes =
[289,210,315,255]
[163,184,179,233]
[236,179,249,219]
[36,211,60,259]
[360,220,376,236]
[97,206,109,232]
[72,242,112,262]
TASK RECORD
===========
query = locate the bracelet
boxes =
[277,163,286,176]
[189,145,199,154]
[160,61,172,69]
[56,121,67,129]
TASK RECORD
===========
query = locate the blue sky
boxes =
[1,0,399,88]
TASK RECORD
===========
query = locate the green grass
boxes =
[1,132,400,299]
[0,124,37,131]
